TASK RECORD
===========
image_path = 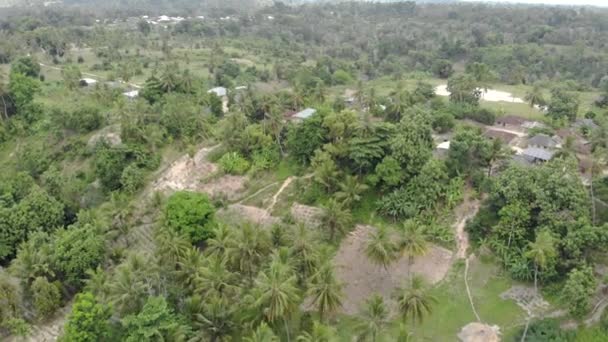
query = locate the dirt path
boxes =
[585,297,608,326]
[453,195,482,323]
[267,176,295,211]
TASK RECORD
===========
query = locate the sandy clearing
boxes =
[333,225,453,315]
[152,146,246,201]
[290,202,324,227]
[217,204,279,227]
[435,84,525,104]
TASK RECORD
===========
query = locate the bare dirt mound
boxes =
[333,225,453,314]
[217,204,279,227]
[152,146,245,201]
[458,322,501,342]
[290,202,324,227]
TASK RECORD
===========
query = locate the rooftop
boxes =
[207,87,227,97]
[528,134,559,149]
[522,147,555,161]
[436,141,450,150]
[293,108,317,120]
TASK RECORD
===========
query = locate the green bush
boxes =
[164,191,216,243]
[31,277,62,318]
[218,152,250,175]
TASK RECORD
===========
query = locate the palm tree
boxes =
[195,256,239,298]
[525,230,557,293]
[155,225,190,271]
[180,69,194,94]
[486,138,508,177]
[289,224,320,284]
[398,221,428,281]
[244,323,279,342]
[335,175,369,207]
[355,294,389,342]
[177,248,205,293]
[252,260,301,342]
[84,266,109,300]
[365,226,399,272]
[206,224,233,259]
[0,71,11,120]
[307,263,344,322]
[226,223,271,281]
[264,104,286,155]
[296,321,337,341]
[320,198,353,242]
[525,85,546,108]
[190,294,236,342]
[394,275,437,327]
[107,263,150,315]
[160,65,178,93]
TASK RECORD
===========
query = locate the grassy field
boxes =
[331,257,525,341]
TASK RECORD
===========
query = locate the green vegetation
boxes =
[0,0,607,341]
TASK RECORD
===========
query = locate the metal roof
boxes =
[207,87,227,97]
[528,134,558,148]
[522,147,555,161]
[293,108,317,120]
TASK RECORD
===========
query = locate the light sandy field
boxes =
[435,84,526,103]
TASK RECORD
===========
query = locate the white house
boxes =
[123,90,139,99]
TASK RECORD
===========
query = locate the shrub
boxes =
[164,191,216,243]
[31,277,62,318]
[120,164,146,194]
[218,152,250,175]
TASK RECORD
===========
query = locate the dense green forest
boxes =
[1,0,608,341]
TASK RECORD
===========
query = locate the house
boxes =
[291,108,317,121]
[436,141,450,150]
[574,118,599,130]
[207,87,229,113]
[522,121,548,130]
[123,90,139,99]
[79,78,98,87]
[484,129,517,145]
[528,134,560,149]
[522,147,555,163]
[495,115,526,130]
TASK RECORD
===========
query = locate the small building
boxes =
[496,115,526,130]
[436,141,450,150]
[207,87,229,113]
[528,134,560,149]
[522,147,555,163]
[79,78,98,87]
[291,108,317,121]
[207,87,228,98]
[123,90,139,99]
[484,129,517,145]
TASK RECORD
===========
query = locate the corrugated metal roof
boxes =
[207,87,227,97]
[293,108,317,119]
[522,147,554,161]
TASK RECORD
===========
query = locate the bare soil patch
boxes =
[500,285,550,317]
[457,322,501,342]
[333,225,453,314]
[290,202,324,227]
[152,146,245,201]
[87,124,122,148]
[217,204,279,227]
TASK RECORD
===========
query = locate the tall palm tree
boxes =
[190,294,236,342]
[244,323,279,342]
[525,85,546,108]
[252,260,301,342]
[206,224,233,259]
[177,247,205,293]
[307,263,344,322]
[486,138,508,177]
[525,230,557,293]
[195,256,239,298]
[180,69,194,94]
[160,65,178,93]
[335,175,369,207]
[226,223,271,281]
[394,275,437,326]
[289,224,320,284]
[320,198,353,243]
[355,294,389,342]
[0,71,10,120]
[398,221,428,281]
[155,225,190,271]
[107,263,150,315]
[296,321,337,342]
[264,104,286,155]
[365,226,399,272]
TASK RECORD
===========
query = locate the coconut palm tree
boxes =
[155,225,190,270]
[394,275,437,326]
[264,104,286,155]
[195,256,239,298]
[159,65,178,93]
[226,223,271,281]
[0,72,9,120]
[525,85,546,108]
[355,294,389,342]
[525,230,557,293]
[289,224,320,284]
[190,294,236,342]
[335,175,369,207]
[307,263,344,323]
[296,321,337,342]
[398,221,428,281]
[206,224,233,259]
[176,247,205,293]
[320,198,353,243]
[365,226,399,272]
[252,260,301,342]
[244,323,279,342]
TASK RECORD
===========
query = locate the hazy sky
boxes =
[463,0,608,7]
